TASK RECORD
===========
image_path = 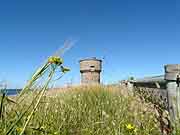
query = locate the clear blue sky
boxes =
[0,0,178,88]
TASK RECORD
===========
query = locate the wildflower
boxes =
[126,124,134,130]
[16,127,23,133]
[126,123,137,133]
[48,56,63,65]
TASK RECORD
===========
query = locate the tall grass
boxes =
[0,85,162,135]
[0,42,178,134]
[0,45,70,134]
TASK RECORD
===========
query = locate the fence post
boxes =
[164,64,180,122]
[127,81,134,91]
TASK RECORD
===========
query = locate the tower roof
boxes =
[79,57,102,62]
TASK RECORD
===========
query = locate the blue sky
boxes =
[0,0,178,88]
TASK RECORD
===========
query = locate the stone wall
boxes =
[80,58,102,84]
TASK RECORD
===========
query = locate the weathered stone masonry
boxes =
[79,57,102,84]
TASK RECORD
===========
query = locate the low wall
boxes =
[133,82,166,89]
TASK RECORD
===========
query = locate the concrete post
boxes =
[127,82,134,91]
[165,64,180,121]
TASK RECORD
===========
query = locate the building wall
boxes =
[80,60,102,72]
[81,72,100,84]
[80,58,102,84]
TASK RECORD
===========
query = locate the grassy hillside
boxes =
[0,54,172,134]
[0,85,162,135]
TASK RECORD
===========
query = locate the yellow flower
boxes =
[16,127,23,133]
[126,124,134,130]
[126,124,138,133]
[48,56,63,65]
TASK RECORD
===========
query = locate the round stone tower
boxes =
[79,57,102,84]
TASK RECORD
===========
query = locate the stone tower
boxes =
[79,57,102,84]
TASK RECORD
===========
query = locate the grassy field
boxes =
[0,54,177,135]
[0,85,163,135]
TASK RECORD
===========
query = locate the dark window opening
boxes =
[90,66,95,68]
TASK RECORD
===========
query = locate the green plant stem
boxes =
[18,63,50,99]
[0,92,5,120]
[16,63,50,105]
[5,90,42,135]
[19,67,56,135]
